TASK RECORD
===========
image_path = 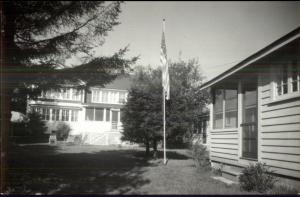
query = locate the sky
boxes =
[67,1,300,82]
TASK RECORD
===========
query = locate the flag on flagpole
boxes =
[160,20,170,100]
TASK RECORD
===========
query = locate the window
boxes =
[62,109,69,121]
[225,89,238,128]
[71,110,78,122]
[213,88,238,129]
[106,109,110,121]
[275,61,300,98]
[95,108,104,121]
[102,90,109,103]
[119,92,126,103]
[41,108,50,120]
[111,91,119,103]
[61,88,70,99]
[72,89,81,101]
[85,108,94,121]
[213,89,223,129]
[52,109,60,121]
[92,89,100,102]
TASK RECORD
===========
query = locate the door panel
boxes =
[241,85,258,159]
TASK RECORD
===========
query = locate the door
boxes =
[111,110,119,130]
[241,83,258,159]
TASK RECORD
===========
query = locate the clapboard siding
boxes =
[262,106,300,119]
[262,131,300,138]
[259,64,300,179]
[261,145,300,154]
[261,123,300,132]
[261,89,271,98]
[210,152,238,161]
[260,158,300,171]
[211,147,238,155]
[262,139,300,147]
[261,152,300,163]
[262,115,300,126]
[210,143,238,150]
[268,166,300,179]
[261,98,300,111]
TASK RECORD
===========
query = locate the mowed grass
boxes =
[6,143,253,195]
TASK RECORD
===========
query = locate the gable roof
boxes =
[200,27,300,90]
[103,75,132,90]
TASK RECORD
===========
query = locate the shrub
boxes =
[26,111,47,136]
[190,143,210,168]
[56,122,71,141]
[239,162,278,193]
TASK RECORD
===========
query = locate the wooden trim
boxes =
[257,74,262,162]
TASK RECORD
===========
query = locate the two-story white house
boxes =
[27,75,131,145]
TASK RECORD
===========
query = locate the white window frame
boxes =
[212,88,238,130]
[271,61,300,102]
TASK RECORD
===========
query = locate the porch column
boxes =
[238,79,243,158]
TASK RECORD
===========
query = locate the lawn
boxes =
[6,143,253,195]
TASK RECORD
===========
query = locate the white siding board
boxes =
[261,146,300,154]
[262,131,300,139]
[262,106,300,119]
[261,124,300,132]
[262,139,300,147]
[210,143,238,150]
[268,166,300,179]
[261,99,300,111]
[261,152,300,163]
[262,115,300,126]
[210,151,238,160]
[261,158,300,171]
[211,147,238,155]
[210,138,238,144]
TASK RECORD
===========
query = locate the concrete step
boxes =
[222,168,242,182]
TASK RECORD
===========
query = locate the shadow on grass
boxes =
[7,144,154,195]
[156,150,190,160]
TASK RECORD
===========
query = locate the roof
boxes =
[103,75,132,90]
[200,27,300,90]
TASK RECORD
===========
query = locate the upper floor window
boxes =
[274,61,300,99]
[213,88,238,129]
[72,89,81,101]
[91,89,127,104]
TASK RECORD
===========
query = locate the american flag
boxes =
[161,20,170,100]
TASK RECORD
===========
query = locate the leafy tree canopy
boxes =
[2,1,138,112]
[121,59,210,155]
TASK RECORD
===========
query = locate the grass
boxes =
[6,143,254,195]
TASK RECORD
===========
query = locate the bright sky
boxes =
[67,1,300,81]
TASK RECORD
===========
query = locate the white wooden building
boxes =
[27,75,131,145]
[200,27,300,186]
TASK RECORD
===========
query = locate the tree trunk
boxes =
[152,139,157,159]
[1,1,16,192]
[145,140,150,156]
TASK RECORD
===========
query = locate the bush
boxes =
[56,122,71,141]
[190,143,210,168]
[239,162,278,193]
[26,111,47,136]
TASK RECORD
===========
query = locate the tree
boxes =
[121,66,163,156]
[0,1,137,191]
[121,60,209,156]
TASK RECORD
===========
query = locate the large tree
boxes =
[0,1,137,191]
[121,60,209,156]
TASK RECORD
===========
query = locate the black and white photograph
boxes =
[0,1,300,195]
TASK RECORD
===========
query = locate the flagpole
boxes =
[162,19,167,165]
